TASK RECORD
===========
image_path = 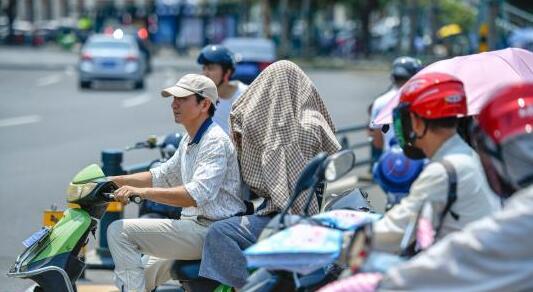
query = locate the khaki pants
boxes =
[107,216,211,292]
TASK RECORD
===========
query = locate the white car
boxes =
[78,33,146,89]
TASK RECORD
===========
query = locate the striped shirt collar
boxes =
[188,117,213,145]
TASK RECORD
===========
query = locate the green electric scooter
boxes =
[7,164,140,292]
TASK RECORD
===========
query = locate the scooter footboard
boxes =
[242,268,293,292]
[325,188,374,212]
[9,266,75,292]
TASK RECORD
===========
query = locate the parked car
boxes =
[222,37,276,84]
[78,32,146,89]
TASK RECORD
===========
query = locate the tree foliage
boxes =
[437,0,476,33]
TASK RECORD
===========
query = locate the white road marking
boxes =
[64,65,76,77]
[121,93,151,108]
[0,115,42,128]
[36,74,62,87]
[165,69,176,86]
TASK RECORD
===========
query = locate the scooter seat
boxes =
[170,260,202,281]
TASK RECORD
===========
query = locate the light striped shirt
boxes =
[373,134,500,253]
[150,119,245,220]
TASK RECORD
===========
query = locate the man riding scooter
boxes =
[367,56,422,165]
[197,44,248,134]
[320,83,533,291]
[371,72,499,253]
[106,74,245,292]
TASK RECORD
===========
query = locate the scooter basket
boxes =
[245,224,343,275]
[312,210,381,231]
[244,210,382,275]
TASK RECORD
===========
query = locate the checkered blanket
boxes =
[230,60,340,215]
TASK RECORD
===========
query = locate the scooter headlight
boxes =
[67,182,97,203]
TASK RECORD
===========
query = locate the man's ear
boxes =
[223,70,232,83]
[206,99,213,112]
[198,99,209,113]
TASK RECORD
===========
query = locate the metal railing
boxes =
[335,123,373,168]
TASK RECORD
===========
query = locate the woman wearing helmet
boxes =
[197,44,249,134]
[371,72,500,253]
[318,81,533,292]
[370,83,533,291]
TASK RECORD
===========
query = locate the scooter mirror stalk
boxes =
[324,150,356,182]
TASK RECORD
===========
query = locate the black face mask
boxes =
[393,104,426,160]
[402,143,427,160]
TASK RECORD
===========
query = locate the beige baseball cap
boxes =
[161,74,218,108]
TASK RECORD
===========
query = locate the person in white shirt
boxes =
[107,74,245,292]
[212,80,248,133]
[197,44,248,134]
[319,83,533,292]
[368,56,422,154]
[371,72,499,253]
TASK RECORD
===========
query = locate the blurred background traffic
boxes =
[0,1,532,291]
[1,0,532,63]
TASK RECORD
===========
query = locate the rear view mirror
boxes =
[324,150,356,182]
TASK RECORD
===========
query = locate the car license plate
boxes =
[101,61,116,68]
[22,227,50,248]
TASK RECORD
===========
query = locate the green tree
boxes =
[437,0,476,34]
[339,0,392,56]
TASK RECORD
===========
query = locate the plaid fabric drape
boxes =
[230,60,340,215]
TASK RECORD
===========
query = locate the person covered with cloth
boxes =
[371,72,500,253]
[107,74,245,292]
[198,60,341,289]
[319,83,533,292]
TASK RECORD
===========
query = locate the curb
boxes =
[0,61,387,72]
[25,284,120,292]
[0,63,199,72]
[290,58,391,72]
[0,64,72,71]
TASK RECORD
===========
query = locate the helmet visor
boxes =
[393,103,410,148]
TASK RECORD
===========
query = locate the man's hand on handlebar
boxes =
[114,185,146,204]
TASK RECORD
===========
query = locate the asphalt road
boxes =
[0,54,389,291]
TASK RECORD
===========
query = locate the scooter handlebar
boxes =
[129,195,143,204]
[103,193,143,204]
[125,136,159,151]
